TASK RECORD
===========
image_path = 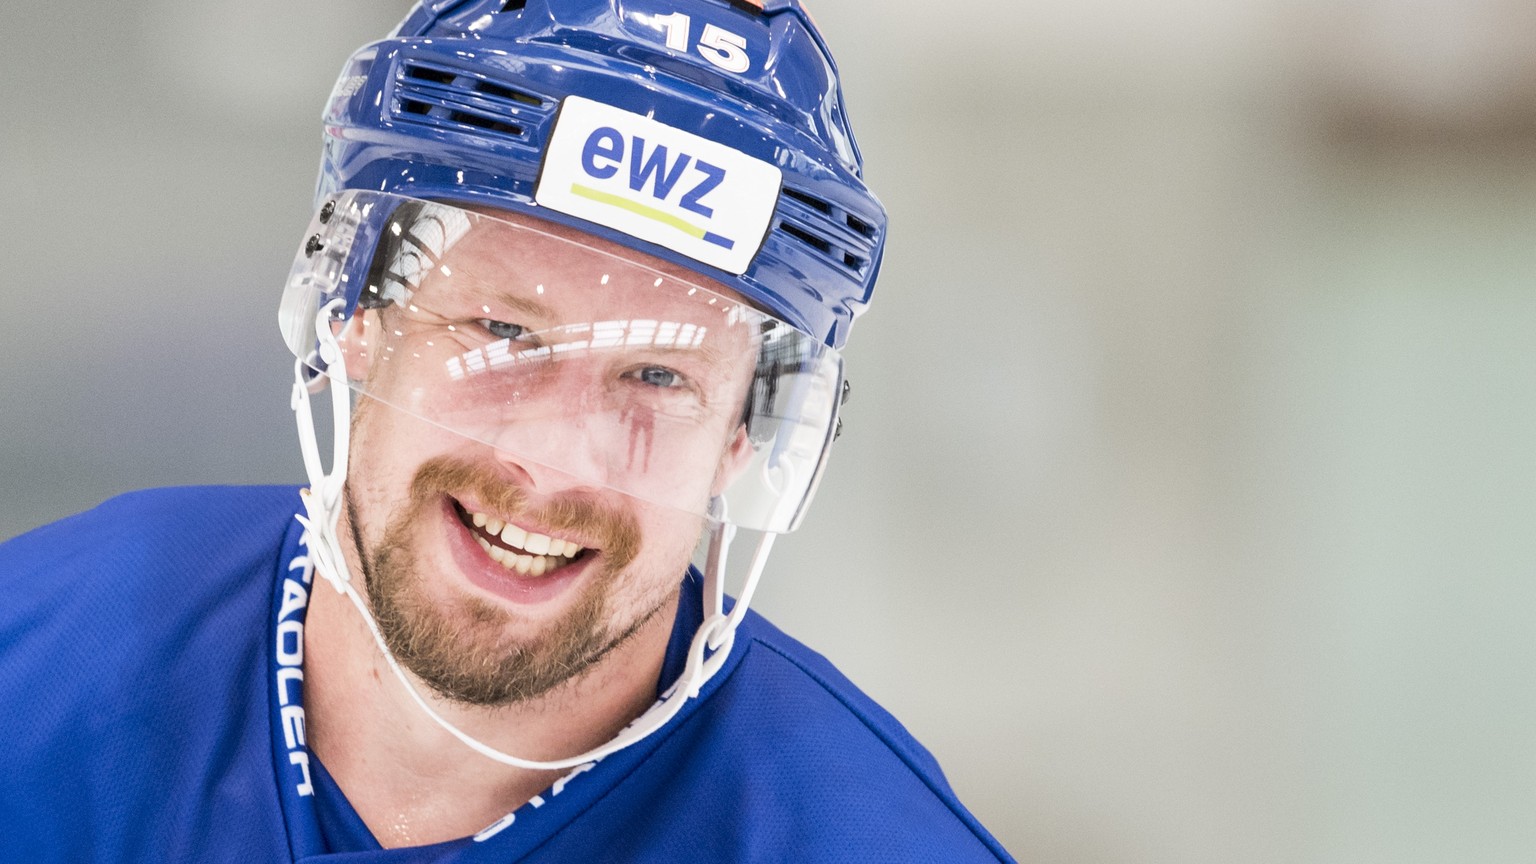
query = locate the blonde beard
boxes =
[350,454,675,707]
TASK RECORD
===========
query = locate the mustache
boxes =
[409,454,640,570]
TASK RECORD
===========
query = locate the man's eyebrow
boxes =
[451,273,558,321]
[492,291,557,321]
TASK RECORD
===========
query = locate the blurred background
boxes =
[3,0,1534,860]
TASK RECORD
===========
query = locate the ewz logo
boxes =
[576,126,734,250]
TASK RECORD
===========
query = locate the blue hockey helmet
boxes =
[313,0,885,349]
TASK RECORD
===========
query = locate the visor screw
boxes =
[834,417,844,440]
[318,200,336,224]
[304,234,325,257]
[841,379,852,406]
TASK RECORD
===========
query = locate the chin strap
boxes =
[289,302,772,772]
[291,300,353,601]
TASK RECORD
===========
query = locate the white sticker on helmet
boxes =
[536,96,782,275]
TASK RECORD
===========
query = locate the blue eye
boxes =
[478,319,528,341]
[631,366,682,388]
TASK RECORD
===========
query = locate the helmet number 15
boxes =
[655,12,750,74]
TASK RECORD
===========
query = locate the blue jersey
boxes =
[0,487,1012,862]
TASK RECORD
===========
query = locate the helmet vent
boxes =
[394,60,549,141]
[782,187,830,216]
[500,0,527,10]
[399,99,525,136]
[406,65,456,85]
[775,186,878,277]
[844,212,876,240]
[780,221,831,254]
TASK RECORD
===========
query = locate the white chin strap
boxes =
[290,301,772,771]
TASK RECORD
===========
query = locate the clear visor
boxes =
[278,191,842,533]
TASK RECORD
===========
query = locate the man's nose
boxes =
[488,409,616,496]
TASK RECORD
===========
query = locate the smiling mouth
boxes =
[452,500,589,577]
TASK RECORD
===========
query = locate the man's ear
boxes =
[710,425,754,498]
[332,311,373,382]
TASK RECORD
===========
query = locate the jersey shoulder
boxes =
[0,485,301,863]
[0,483,303,688]
[735,613,1014,861]
[537,609,1015,863]
[2,484,301,577]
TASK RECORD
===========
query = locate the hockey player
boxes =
[0,1,1014,860]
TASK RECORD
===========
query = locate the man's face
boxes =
[335,208,757,707]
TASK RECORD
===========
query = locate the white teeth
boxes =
[474,536,501,564]
[467,510,582,558]
[466,509,586,578]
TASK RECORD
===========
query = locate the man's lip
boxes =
[439,497,594,606]
[450,495,597,552]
